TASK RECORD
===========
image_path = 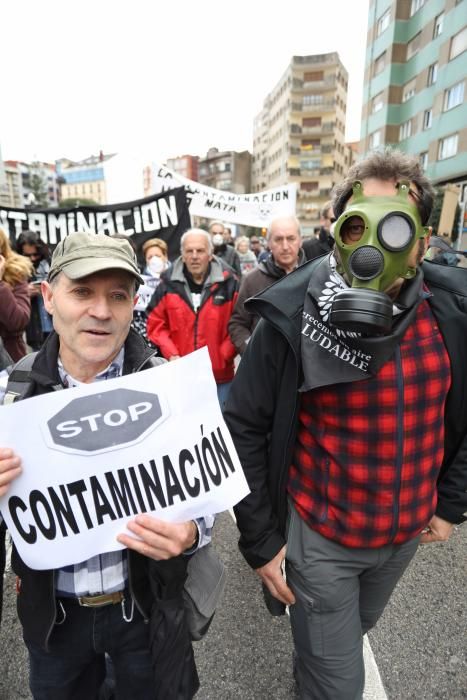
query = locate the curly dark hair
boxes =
[332,149,435,225]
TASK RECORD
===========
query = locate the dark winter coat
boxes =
[228,250,306,355]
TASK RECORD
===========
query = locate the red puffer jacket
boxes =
[146,257,238,383]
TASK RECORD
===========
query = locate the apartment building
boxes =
[252,53,349,236]
[198,147,251,193]
[1,160,59,208]
[361,0,466,193]
[166,154,199,181]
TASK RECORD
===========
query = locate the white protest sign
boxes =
[152,164,297,227]
[134,274,159,312]
[0,348,249,570]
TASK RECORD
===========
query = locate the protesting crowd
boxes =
[0,148,466,700]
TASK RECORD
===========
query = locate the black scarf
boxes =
[300,256,427,392]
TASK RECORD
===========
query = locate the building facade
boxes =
[166,154,199,181]
[198,148,251,194]
[360,0,466,193]
[1,160,59,209]
[251,53,349,236]
[57,152,115,205]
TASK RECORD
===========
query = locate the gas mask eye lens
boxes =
[378,214,414,251]
[340,216,365,244]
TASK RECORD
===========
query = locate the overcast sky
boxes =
[2,0,369,165]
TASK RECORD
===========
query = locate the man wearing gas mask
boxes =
[224,149,467,699]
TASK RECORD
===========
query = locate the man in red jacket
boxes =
[147,228,239,409]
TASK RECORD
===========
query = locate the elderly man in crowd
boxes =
[228,216,305,356]
[147,228,239,409]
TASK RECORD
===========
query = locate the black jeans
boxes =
[24,596,156,700]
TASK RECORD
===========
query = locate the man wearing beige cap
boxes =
[0,231,209,699]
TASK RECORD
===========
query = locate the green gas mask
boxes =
[330,180,429,334]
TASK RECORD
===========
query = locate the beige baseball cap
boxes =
[48,231,144,285]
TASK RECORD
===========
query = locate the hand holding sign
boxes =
[117,514,197,560]
[0,448,22,498]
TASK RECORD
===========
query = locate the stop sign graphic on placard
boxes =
[46,389,164,454]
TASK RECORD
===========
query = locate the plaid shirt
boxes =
[288,298,451,548]
[56,349,213,597]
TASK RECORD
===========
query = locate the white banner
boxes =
[152,164,297,227]
[0,349,249,570]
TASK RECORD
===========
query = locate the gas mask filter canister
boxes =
[330,180,428,335]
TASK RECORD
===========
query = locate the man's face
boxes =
[320,208,335,232]
[182,233,212,280]
[268,219,302,273]
[250,237,261,254]
[42,270,136,380]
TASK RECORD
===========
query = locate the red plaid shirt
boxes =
[288,298,451,548]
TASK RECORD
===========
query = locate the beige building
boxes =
[252,53,349,236]
[57,152,115,205]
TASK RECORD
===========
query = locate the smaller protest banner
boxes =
[0,348,249,569]
[152,164,297,227]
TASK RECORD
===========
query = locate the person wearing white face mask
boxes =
[131,238,170,348]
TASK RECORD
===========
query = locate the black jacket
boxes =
[224,258,467,569]
[10,330,165,649]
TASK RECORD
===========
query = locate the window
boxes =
[427,62,438,86]
[372,92,384,113]
[438,134,458,160]
[407,32,421,59]
[377,8,391,36]
[423,109,432,129]
[419,152,428,170]
[410,0,426,16]
[433,12,444,38]
[444,81,465,110]
[369,130,382,149]
[303,94,324,105]
[399,120,412,141]
[374,52,386,76]
[450,27,467,60]
[402,79,416,102]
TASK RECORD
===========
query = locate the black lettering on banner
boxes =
[201,437,222,486]
[47,484,80,537]
[105,469,139,517]
[90,476,117,525]
[8,496,37,544]
[178,449,201,497]
[29,490,57,541]
[138,460,167,510]
[211,427,236,477]
[67,480,94,529]
[194,443,210,493]
[128,466,147,512]
[162,455,187,505]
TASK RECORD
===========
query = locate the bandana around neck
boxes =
[300,256,427,392]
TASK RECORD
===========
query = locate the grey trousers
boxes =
[286,504,420,700]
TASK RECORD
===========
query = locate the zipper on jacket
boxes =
[390,346,404,541]
[127,554,149,623]
[44,572,58,650]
